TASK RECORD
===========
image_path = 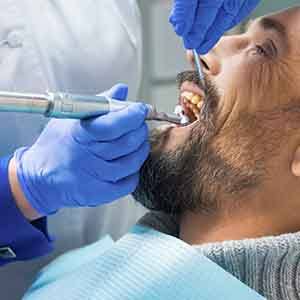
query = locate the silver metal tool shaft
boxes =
[193,49,206,89]
[0,91,183,125]
[0,91,49,114]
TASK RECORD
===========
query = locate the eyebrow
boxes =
[258,17,287,42]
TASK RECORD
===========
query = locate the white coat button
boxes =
[7,31,23,48]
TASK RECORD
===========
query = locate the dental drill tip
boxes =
[180,115,190,125]
[174,105,183,115]
[145,104,187,125]
[153,112,183,125]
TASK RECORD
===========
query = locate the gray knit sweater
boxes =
[139,212,300,300]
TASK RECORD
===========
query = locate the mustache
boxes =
[176,70,214,97]
[176,70,204,91]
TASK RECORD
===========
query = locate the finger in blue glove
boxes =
[170,0,260,54]
[14,84,150,215]
[199,0,260,54]
[103,83,129,101]
[169,0,199,36]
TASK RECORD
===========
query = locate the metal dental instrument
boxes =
[193,49,206,89]
[0,91,183,125]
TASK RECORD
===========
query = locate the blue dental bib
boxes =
[24,226,265,300]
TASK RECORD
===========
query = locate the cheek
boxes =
[214,57,244,91]
[214,54,280,114]
[213,55,254,104]
[212,56,254,119]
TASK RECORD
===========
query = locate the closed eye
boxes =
[255,39,277,58]
[255,44,268,56]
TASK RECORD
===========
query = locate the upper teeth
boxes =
[181,91,203,105]
[181,91,204,118]
[174,91,205,124]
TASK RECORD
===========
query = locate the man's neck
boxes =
[179,193,300,245]
[180,212,273,245]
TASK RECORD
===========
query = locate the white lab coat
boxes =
[0,1,146,299]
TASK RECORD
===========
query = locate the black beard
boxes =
[132,127,211,214]
[133,71,265,215]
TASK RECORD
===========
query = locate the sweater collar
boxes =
[194,231,300,300]
[139,212,300,300]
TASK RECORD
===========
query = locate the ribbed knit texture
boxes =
[139,212,300,300]
[24,225,264,300]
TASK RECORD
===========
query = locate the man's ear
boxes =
[291,146,300,176]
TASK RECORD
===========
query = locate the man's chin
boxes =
[133,121,204,214]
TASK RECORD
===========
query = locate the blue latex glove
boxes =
[14,84,150,216]
[170,0,260,54]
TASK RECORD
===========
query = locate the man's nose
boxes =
[186,49,221,76]
[187,35,249,77]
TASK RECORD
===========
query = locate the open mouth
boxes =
[175,71,206,125]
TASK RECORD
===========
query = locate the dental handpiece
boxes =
[0,91,183,125]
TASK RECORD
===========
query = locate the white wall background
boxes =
[138,0,189,114]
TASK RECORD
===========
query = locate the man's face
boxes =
[133,7,300,214]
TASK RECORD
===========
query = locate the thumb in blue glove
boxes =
[170,0,260,54]
[14,84,150,216]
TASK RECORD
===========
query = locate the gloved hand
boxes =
[170,0,260,54]
[14,84,150,216]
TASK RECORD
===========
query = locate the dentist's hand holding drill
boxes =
[9,0,262,221]
[9,84,150,219]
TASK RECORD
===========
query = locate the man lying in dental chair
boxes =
[24,6,300,300]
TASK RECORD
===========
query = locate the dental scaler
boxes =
[193,49,206,89]
[0,91,185,125]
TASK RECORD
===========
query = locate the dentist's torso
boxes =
[0,1,146,299]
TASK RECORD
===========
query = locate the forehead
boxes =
[267,6,300,32]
